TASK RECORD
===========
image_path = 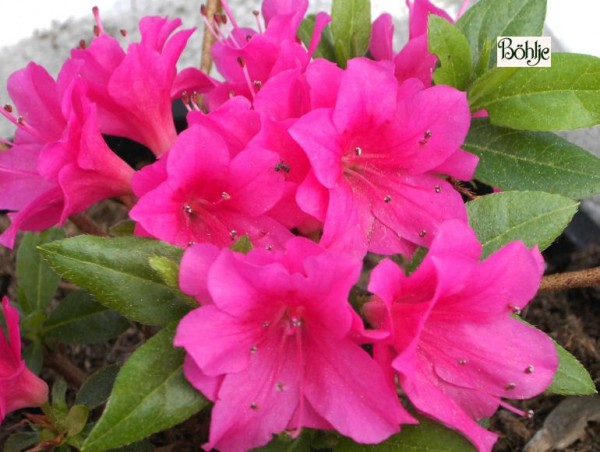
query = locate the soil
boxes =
[0,212,599,451]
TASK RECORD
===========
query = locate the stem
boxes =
[45,351,88,388]
[540,266,600,292]
[69,213,107,236]
[200,0,222,74]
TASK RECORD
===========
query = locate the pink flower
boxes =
[203,0,330,109]
[129,117,291,250]
[289,58,477,256]
[0,297,48,424]
[365,220,558,451]
[174,238,413,451]
[0,62,133,248]
[71,9,195,155]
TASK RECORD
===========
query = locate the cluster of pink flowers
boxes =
[0,0,558,450]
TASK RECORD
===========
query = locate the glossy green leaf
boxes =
[464,119,600,199]
[297,15,336,62]
[65,405,89,437]
[467,191,578,257]
[331,0,371,67]
[76,365,120,409]
[81,324,208,451]
[23,338,44,374]
[17,229,64,313]
[44,290,130,345]
[109,220,136,237]
[335,416,475,451]
[429,15,472,90]
[456,0,546,68]
[469,53,600,131]
[548,342,596,395]
[38,236,190,326]
[4,432,40,452]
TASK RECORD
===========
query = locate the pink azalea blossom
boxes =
[0,297,48,424]
[174,238,413,451]
[0,62,133,248]
[203,0,330,109]
[129,119,291,250]
[71,9,195,155]
[289,57,477,256]
[364,220,558,451]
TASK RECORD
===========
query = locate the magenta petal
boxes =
[370,14,394,61]
[182,355,223,402]
[179,243,221,304]
[394,34,437,86]
[305,58,343,110]
[408,0,453,39]
[432,148,479,180]
[304,330,413,443]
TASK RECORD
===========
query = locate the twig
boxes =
[540,266,600,292]
[200,0,222,74]
[69,213,107,236]
[45,351,88,388]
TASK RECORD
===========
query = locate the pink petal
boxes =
[179,244,221,304]
[369,14,395,61]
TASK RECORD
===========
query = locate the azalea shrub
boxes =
[0,0,599,450]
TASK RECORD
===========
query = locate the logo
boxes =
[496,37,551,67]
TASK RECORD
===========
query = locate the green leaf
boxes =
[81,324,208,451]
[331,0,371,67]
[297,15,336,62]
[428,16,472,90]
[76,365,120,409]
[148,256,181,290]
[38,236,191,326]
[44,290,130,345]
[464,119,600,199]
[23,338,44,374]
[109,220,136,237]
[4,432,40,452]
[335,416,475,451]
[17,229,64,313]
[65,405,89,437]
[548,342,597,395]
[456,0,546,68]
[469,53,600,131]
[467,191,579,257]
[253,431,312,451]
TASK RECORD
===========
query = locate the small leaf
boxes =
[76,365,120,409]
[109,220,136,237]
[428,16,472,90]
[4,432,40,452]
[52,378,69,418]
[17,229,64,313]
[467,191,579,257]
[253,430,312,451]
[38,236,191,326]
[81,323,208,451]
[44,290,130,345]
[65,405,89,437]
[148,256,181,290]
[23,338,44,374]
[334,416,475,451]
[456,0,546,68]
[548,342,597,395]
[331,0,371,67]
[468,53,600,131]
[464,119,600,199]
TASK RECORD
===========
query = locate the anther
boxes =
[237,57,245,68]
[354,147,362,156]
[120,29,127,37]
[526,409,534,419]
[384,195,392,203]
[253,80,262,91]
[276,382,285,392]
[525,365,535,374]
[506,382,516,390]
[291,318,302,327]
[17,116,25,125]
[419,229,427,238]
[424,130,432,139]
[93,25,100,37]
[509,304,522,315]
[252,10,260,16]
[219,13,228,24]
[221,192,231,200]
[262,321,270,328]
[200,4,207,16]
[250,345,257,354]
[78,39,87,49]
[3,104,12,113]
[265,245,273,251]
[187,241,195,247]
[246,35,252,41]
[435,185,441,193]
[250,402,259,410]
[230,230,238,239]
[183,204,193,215]
[458,359,467,365]
[275,162,290,173]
